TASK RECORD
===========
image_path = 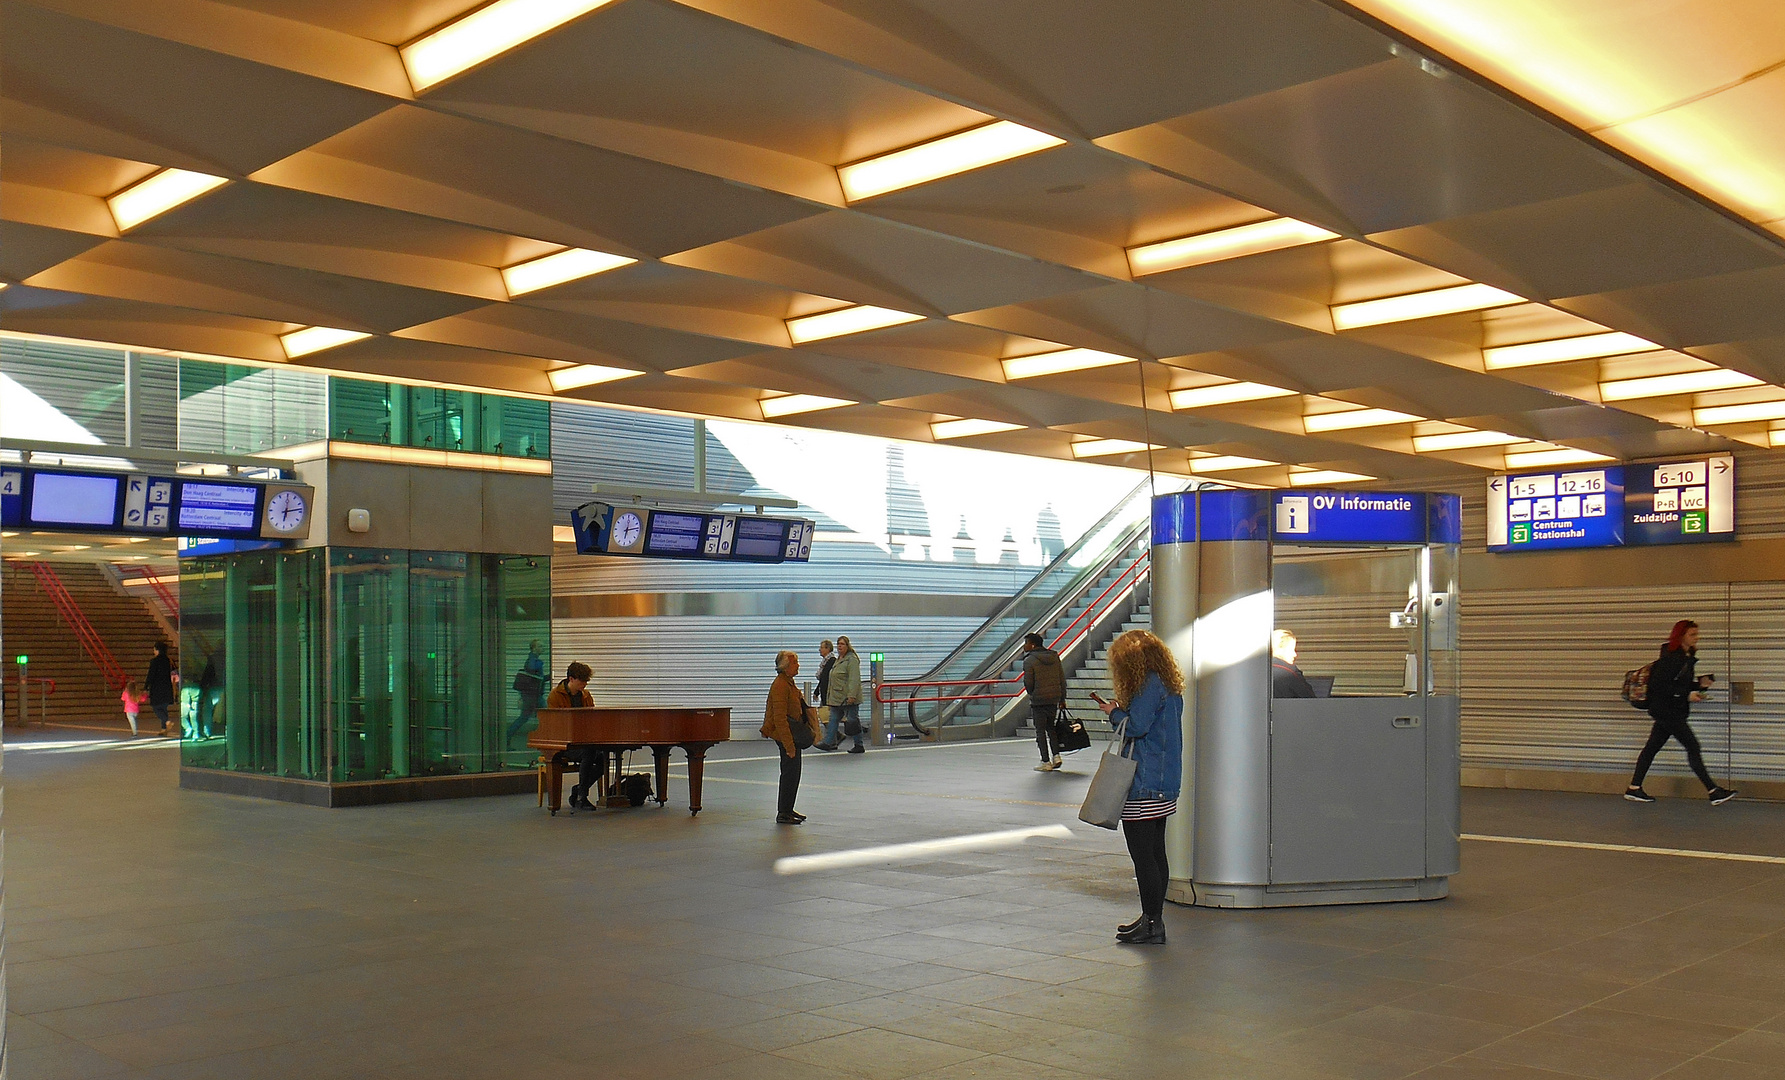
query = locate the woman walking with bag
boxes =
[1095,629,1184,945]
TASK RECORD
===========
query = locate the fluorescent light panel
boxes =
[1127,217,1338,275]
[760,394,854,418]
[1770,429,1785,448]
[1168,381,1297,409]
[547,364,642,392]
[1485,331,1661,369]
[787,305,923,344]
[1289,470,1375,486]
[108,169,229,231]
[502,247,635,296]
[402,0,618,91]
[1600,368,1762,401]
[1069,439,1158,459]
[837,121,1066,201]
[280,326,371,359]
[1332,283,1524,330]
[1189,455,1277,473]
[931,418,1022,440]
[1505,447,1614,469]
[1694,399,1785,425]
[1303,407,1421,433]
[1001,348,1132,380]
[1412,429,1522,452]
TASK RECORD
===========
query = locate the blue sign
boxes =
[570,501,815,563]
[1272,491,1430,544]
[1624,456,1735,546]
[1488,466,1624,552]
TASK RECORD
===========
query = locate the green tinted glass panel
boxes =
[179,358,327,453]
[329,379,398,445]
[480,395,550,459]
[407,387,473,452]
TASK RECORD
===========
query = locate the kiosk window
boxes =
[1273,547,1421,697]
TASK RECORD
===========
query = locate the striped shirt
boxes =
[1121,797,1177,821]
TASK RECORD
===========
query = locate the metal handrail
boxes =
[141,568,180,619]
[25,562,129,690]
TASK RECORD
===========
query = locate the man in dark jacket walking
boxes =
[1022,633,1066,771]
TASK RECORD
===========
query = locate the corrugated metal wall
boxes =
[1,338,177,448]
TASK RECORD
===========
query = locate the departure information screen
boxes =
[645,511,707,555]
[27,472,120,527]
[732,517,788,560]
[176,481,260,532]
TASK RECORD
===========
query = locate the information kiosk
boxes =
[1152,488,1461,908]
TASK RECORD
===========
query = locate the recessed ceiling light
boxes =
[108,169,230,231]
[1069,439,1159,459]
[1332,283,1525,330]
[502,247,636,297]
[1168,381,1297,409]
[1600,369,1764,402]
[1127,217,1339,275]
[1303,407,1421,433]
[401,0,618,92]
[931,418,1023,440]
[1770,428,1785,448]
[837,121,1066,201]
[546,364,643,392]
[1001,348,1132,380]
[1694,399,1785,425]
[1412,429,1522,452]
[1189,455,1278,473]
[280,327,371,359]
[760,394,854,418]
[1504,447,1614,469]
[1485,331,1661,369]
[1289,470,1375,486]
[786,305,924,344]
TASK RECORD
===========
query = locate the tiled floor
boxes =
[7,731,1785,1079]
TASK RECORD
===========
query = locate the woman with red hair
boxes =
[1626,620,1737,804]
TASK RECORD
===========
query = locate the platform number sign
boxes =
[1490,455,1735,552]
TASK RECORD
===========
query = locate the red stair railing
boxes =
[140,567,180,620]
[25,562,130,691]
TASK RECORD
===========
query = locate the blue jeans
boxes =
[822,703,862,748]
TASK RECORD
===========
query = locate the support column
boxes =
[123,351,141,448]
[275,557,300,776]
[224,562,251,769]
[1151,492,1200,906]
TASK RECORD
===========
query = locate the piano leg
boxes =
[684,742,715,815]
[548,753,566,816]
[652,746,670,806]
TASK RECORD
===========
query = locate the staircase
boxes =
[1059,604,1153,741]
[2,562,175,729]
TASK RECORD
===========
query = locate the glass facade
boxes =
[330,380,549,459]
[179,360,328,455]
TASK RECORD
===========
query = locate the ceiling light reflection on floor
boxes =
[1168,382,1297,409]
[931,418,1023,440]
[1332,283,1524,330]
[759,394,854,418]
[837,121,1066,201]
[1127,217,1338,275]
[787,305,924,344]
[1600,369,1763,402]
[1485,331,1661,370]
[402,0,619,92]
[280,326,372,359]
[108,169,230,231]
[502,247,636,296]
[1303,408,1421,433]
[1001,348,1132,380]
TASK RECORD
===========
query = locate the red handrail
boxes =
[2,677,56,695]
[25,562,130,691]
[141,568,179,620]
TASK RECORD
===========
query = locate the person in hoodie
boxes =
[1022,633,1067,771]
[1626,619,1738,805]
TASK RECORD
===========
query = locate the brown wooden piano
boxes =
[529,707,729,816]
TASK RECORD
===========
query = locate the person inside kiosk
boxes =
[1271,630,1316,699]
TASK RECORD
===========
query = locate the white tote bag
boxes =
[1077,720,1137,830]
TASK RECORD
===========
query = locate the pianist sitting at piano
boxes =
[547,662,606,812]
[762,651,820,825]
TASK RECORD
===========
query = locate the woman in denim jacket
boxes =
[1096,629,1184,945]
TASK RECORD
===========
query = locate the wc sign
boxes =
[1271,491,1429,544]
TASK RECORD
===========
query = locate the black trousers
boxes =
[1632,713,1716,790]
[1123,817,1170,919]
[777,743,802,814]
[1031,702,1057,760]
[573,750,609,799]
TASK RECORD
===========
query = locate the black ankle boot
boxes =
[1116,913,1146,936]
[1117,915,1166,945]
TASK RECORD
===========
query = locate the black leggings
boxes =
[1031,703,1056,760]
[777,744,802,814]
[1123,817,1170,919]
[1632,713,1717,790]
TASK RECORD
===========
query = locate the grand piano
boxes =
[529,707,730,816]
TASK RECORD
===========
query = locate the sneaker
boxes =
[1624,787,1656,803]
[1051,755,1063,768]
[1710,787,1740,805]
[848,745,865,754]
[814,742,838,752]
[1034,761,1054,772]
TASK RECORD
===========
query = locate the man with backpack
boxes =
[1023,633,1067,771]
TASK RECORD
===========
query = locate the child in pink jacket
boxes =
[121,680,147,736]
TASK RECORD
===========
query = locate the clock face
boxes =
[265,489,308,533]
[612,511,643,548]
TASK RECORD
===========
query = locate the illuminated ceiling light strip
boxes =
[1303,407,1421,433]
[546,364,643,392]
[1504,447,1614,469]
[1693,400,1785,425]
[1332,283,1524,330]
[837,121,1067,201]
[760,394,855,418]
[1001,348,1133,380]
[1168,381,1297,409]
[1127,217,1339,275]
[1412,429,1522,452]
[931,418,1023,440]
[1600,369,1763,401]
[1485,331,1662,370]
[280,326,371,359]
[502,247,636,297]
[1189,455,1278,473]
[1289,470,1375,486]
[107,169,230,231]
[401,0,618,92]
[786,305,923,344]
[1770,429,1785,448]
[1069,439,1160,459]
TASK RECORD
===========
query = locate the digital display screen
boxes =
[645,511,707,555]
[177,481,260,532]
[733,517,787,559]
[28,472,119,527]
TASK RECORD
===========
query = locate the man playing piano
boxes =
[547,662,605,811]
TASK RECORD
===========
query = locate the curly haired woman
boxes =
[1095,629,1185,945]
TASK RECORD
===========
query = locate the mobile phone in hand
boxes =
[1090,692,1108,705]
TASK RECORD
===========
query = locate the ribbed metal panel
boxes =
[0,339,177,449]
[553,541,1042,596]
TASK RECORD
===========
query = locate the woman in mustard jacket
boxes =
[762,650,820,824]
